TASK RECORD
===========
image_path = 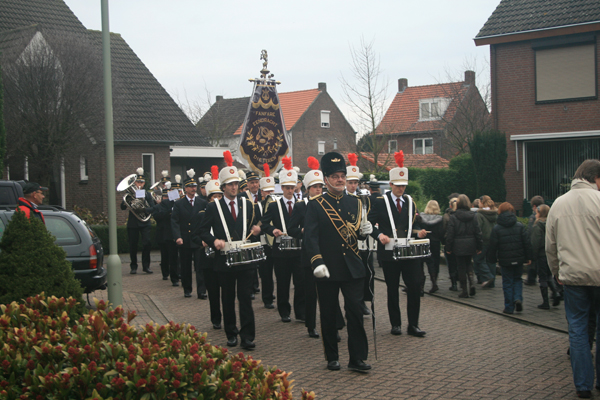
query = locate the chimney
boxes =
[318,82,327,92]
[398,78,408,93]
[216,95,223,102]
[464,71,475,86]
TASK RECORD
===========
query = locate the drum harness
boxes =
[382,193,413,248]
[214,197,248,253]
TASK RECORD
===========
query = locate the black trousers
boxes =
[128,225,151,271]
[203,266,222,325]
[274,255,305,319]
[456,254,474,284]
[445,249,458,283]
[219,268,256,342]
[259,246,275,305]
[159,240,179,282]
[360,250,375,302]
[316,278,368,363]
[301,249,318,330]
[425,240,441,277]
[381,259,421,328]
[178,247,206,295]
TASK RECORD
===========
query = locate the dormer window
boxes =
[419,98,450,121]
[321,110,330,128]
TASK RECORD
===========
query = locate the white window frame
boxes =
[413,138,434,155]
[142,153,155,184]
[80,156,88,181]
[419,98,450,121]
[321,110,330,128]
[317,141,326,155]
[388,140,397,153]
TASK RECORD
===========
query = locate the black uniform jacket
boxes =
[148,199,175,242]
[239,190,262,204]
[304,192,366,281]
[288,198,308,246]
[239,192,263,244]
[261,196,301,258]
[121,191,155,228]
[171,196,207,248]
[199,196,260,272]
[369,192,420,262]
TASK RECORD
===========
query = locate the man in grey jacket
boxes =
[546,159,600,399]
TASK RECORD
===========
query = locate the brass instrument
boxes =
[117,174,152,222]
[149,181,162,203]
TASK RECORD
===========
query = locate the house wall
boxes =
[290,90,356,171]
[389,131,445,158]
[492,37,600,210]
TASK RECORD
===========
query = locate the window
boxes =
[318,141,325,155]
[321,111,330,128]
[44,216,81,246]
[388,140,397,153]
[142,153,155,184]
[80,156,88,181]
[419,98,450,121]
[535,43,597,102]
[414,138,434,154]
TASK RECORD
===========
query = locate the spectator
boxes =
[526,195,544,286]
[476,196,498,288]
[419,200,444,294]
[470,198,480,211]
[443,197,459,291]
[487,202,532,314]
[445,194,483,298]
[16,182,48,224]
[546,159,600,399]
[529,204,560,310]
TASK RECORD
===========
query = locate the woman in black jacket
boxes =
[420,200,444,294]
[530,204,560,309]
[446,195,483,298]
[487,202,532,314]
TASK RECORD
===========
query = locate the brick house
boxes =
[197,83,357,173]
[375,71,489,161]
[475,0,600,210]
[0,0,212,224]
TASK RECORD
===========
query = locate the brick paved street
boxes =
[88,252,578,399]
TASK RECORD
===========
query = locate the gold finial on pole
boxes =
[249,49,280,84]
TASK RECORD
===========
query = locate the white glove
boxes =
[313,264,330,278]
[360,219,373,236]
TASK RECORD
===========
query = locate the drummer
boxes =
[368,151,428,337]
[258,165,276,309]
[199,151,261,350]
[261,156,305,323]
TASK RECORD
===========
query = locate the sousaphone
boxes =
[117,174,152,222]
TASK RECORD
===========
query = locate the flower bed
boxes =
[0,294,315,399]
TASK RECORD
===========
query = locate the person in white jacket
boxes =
[546,159,600,399]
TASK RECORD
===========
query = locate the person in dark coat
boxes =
[487,202,532,314]
[199,152,262,350]
[304,152,372,372]
[419,200,444,294]
[120,168,155,274]
[171,169,207,298]
[445,194,483,298]
[442,196,459,291]
[530,204,560,309]
[16,182,48,224]
[526,195,544,286]
[257,170,276,309]
[476,196,498,288]
[147,182,178,284]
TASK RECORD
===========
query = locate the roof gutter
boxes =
[474,20,600,46]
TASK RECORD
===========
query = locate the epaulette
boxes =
[377,196,384,199]
[309,194,322,201]
[348,193,359,198]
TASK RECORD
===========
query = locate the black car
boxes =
[0,206,107,293]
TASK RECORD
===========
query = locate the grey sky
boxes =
[63,1,498,135]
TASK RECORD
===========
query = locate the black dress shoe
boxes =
[226,337,238,347]
[254,288,260,293]
[240,339,255,350]
[391,326,402,336]
[360,302,371,316]
[308,328,320,338]
[212,323,221,330]
[327,361,340,371]
[407,325,426,337]
[264,303,275,309]
[250,294,255,300]
[198,293,207,300]
[162,276,169,280]
[172,282,179,287]
[130,269,137,275]
[348,359,371,372]
[281,316,291,323]
[184,292,192,298]
[143,268,153,274]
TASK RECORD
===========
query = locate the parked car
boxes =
[0,205,106,293]
[0,180,25,205]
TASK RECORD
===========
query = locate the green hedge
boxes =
[91,225,161,254]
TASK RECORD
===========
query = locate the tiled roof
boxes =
[202,88,321,137]
[376,82,467,135]
[196,96,249,139]
[0,0,208,146]
[476,0,600,38]
[339,151,449,170]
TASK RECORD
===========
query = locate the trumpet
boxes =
[117,174,152,222]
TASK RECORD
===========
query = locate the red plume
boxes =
[263,163,270,177]
[307,156,319,170]
[394,151,404,168]
[211,165,219,179]
[223,151,233,167]
[348,153,358,166]
[282,156,293,170]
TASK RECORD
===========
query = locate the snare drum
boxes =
[278,235,302,251]
[224,242,266,267]
[392,239,431,260]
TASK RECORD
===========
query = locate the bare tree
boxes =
[340,37,394,173]
[2,29,104,197]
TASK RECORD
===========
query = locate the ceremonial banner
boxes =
[239,50,289,173]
